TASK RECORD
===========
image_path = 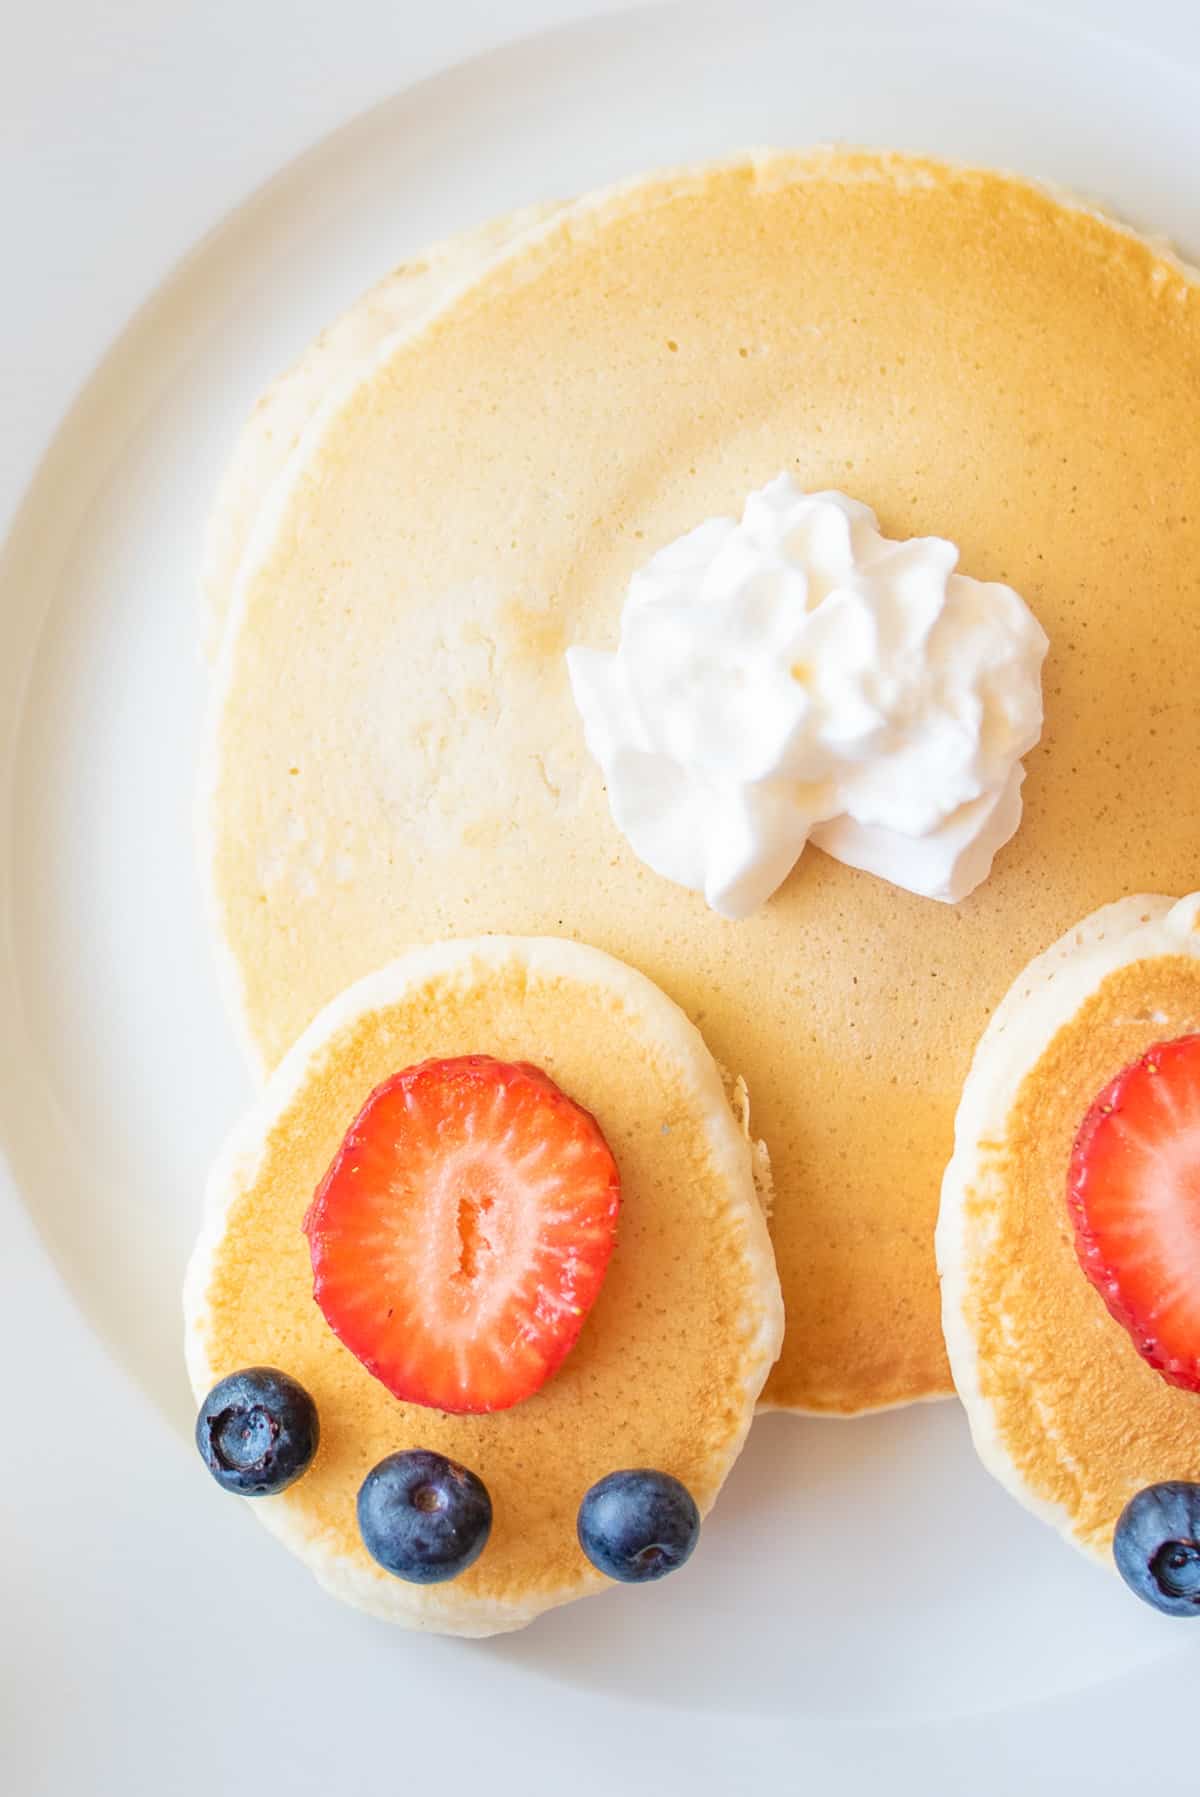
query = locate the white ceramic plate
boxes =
[3,0,1199,1788]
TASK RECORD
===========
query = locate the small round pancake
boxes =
[200,203,561,657]
[203,148,1200,1414]
[184,935,783,1635]
[938,894,1200,1560]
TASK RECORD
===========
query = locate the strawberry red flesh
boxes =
[1067,1033,1200,1393]
[303,1055,621,1413]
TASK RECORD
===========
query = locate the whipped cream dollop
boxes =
[566,475,1048,919]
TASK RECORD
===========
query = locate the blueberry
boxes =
[577,1468,700,1583]
[195,1366,319,1497]
[357,1450,492,1584]
[1113,1481,1200,1617]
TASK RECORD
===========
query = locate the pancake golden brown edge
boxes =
[202,148,1200,1414]
[184,936,783,1634]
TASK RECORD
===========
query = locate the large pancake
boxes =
[938,896,1200,1558]
[184,936,782,1634]
[203,148,1200,1414]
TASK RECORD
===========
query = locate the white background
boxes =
[3,2,1200,1790]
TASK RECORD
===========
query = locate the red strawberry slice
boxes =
[303,1055,621,1414]
[1067,1033,1200,1393]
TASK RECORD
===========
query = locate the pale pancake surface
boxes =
[200,203,560,656]
[184,935,782,1635]
[205,149,1200,1413]
[938,896,1200,1559]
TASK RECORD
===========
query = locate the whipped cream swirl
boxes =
[566,476,1048,919]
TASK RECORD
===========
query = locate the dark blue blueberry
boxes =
[195,1366,319,1497]
[577,1468,700,1583]
[357,1450,492,1584]
[1113,1481,1200,1617]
